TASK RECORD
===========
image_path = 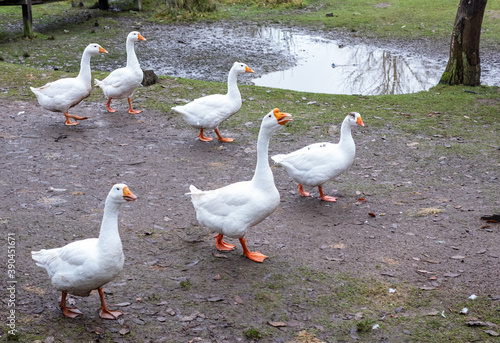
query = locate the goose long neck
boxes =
[251,126,274,187]
[97,200,122,250]
[338,118,354,147]
[126,39,140,68]
[226,69,241,97]
[76,50,92,85]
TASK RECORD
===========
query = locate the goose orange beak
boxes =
[356,116,365,127]
[273,108,292,125]
[138,33,146,41]
[99,46,108,54]
[122,186,137,202]
[245,66,254,73]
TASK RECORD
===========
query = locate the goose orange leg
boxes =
[60,291,83,318]
[97,287,122,320]
[214,128,234,143]
[105,98,117,113]
[297,184,311,197]
[318,186,337,202]
[127,98,142,114]
[197,129,214,142]
[214,233,235,251]
[64,112,89,126]
[239,238,267,262]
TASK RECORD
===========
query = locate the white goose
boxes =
[94,31,146,114]
[30,44,108,125]
[171,62,254,142]
[272,112,364,201]
[31,184,137,319]
[187,108,292,262]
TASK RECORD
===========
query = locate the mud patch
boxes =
[1,97,499,342]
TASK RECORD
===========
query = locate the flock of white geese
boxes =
[30,31,364,319]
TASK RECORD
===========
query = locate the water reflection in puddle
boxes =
[251,28,442,95]
[143,23,497,96]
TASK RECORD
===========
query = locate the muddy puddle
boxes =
[131,22,499,95]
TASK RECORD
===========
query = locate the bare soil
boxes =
[1,91,499,342]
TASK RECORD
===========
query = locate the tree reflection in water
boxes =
[253,29,443,95]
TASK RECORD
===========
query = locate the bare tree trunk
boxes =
[439,0,487,86]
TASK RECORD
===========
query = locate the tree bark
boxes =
[439,0,487,86]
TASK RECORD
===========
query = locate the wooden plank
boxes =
[0,0,60,5]
[0,0,30,5]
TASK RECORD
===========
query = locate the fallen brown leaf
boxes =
[419,286,436,291]
[119,327,130,335]
[484,330,499,337]
[114,302,131,307]
[289,330,326,343]
[268,321,287,327]
[416,208,442,216]
[212,252,229,259]
[417,270,434,274]
[179,311,200,322]
[207,296,223,302]
[443,272,460,278]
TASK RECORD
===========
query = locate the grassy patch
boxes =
[208,263,500,342]
[244,326,264,339]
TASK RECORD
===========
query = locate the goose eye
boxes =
[116,187,120,191]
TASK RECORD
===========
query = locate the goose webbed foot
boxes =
[105,98,117,113]
[64,112,89,126]
[297,184,311,197]
[197,129,214,142]
[60,291,83,318]
[128,98,142,114]
[214,233,235,251]
[240,238,267,263]
[98,287,122,320]
[318,186,337,202]
[214,128,234,143]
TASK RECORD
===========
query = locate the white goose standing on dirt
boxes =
[187,108,292,262]
[95,31,146,114]
[272,112,364,201]
[30,43,108,125]
[171,62,254,142]
[31,184,137,319]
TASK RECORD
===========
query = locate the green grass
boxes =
[234,263,500,342]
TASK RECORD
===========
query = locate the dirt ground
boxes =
[1,87,499,342]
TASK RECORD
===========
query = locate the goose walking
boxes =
[187,108,292,262]
[95,31,146,114]
[30,44,108,125]
[272,112,364,201]
[171,62,254,142]
[32,184,137,319]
